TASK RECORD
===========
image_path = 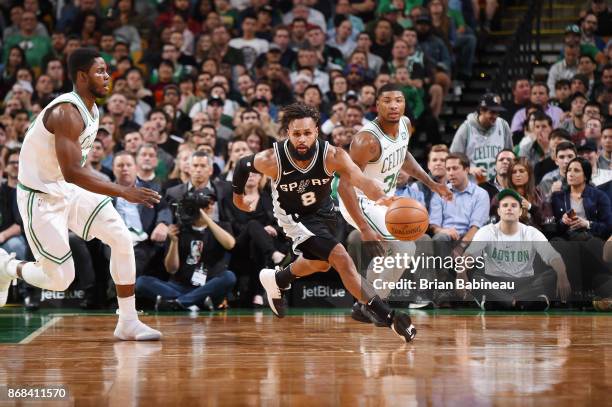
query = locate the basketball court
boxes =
[1,307,610,405]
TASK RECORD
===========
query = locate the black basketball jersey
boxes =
[271,139,334,219]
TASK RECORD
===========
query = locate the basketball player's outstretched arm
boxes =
[327,146,386,203]
[49,103,161,207]
[402,152,453,201]
[232,148,278,212]
[337,131,386,241]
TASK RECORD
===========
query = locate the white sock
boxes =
[7,260,20,279]
[117,295,138,322]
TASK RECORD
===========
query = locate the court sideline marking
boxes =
[19,316,63,344]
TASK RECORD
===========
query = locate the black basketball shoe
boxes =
[391,312,417,342]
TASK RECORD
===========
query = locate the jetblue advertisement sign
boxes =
[291,272,353,307]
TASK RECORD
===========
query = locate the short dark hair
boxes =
[584,101,601,112]
[550,128,571,141]
[280,103,320,133]
[532,81,549,94]
[376,83,404,99]
[555,141,577,156]
[68,47,101,82]
[567,157,592,184]
[511,76,530,90]
[555,79,571,89]
[532,111,553,126]
[445,152,470,169]
[495,148,516,161]
[240,108,260,120]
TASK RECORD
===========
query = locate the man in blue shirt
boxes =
[430,152,490,250]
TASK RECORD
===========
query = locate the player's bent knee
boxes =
[93,206,133,250]
[41,257,75,291]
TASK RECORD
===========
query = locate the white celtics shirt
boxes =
[464,222,561,278]
[19,91,99,196]
[355,116,411,198]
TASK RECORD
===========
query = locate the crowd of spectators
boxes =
[0,0,611,310]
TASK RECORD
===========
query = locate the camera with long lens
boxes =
[173,188,216,227]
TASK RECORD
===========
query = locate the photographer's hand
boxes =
[167,225,180,242]
[151,223,169,242]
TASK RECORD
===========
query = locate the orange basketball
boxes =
[385,198,429,241]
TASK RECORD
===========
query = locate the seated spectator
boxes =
[430,153,490,244]
[502,77,531,124]
[577,139,612,186]
[2,11,52,72]
[599,122,612,170]
[540,141,577,201]
[493,158,550,229]
[551,79,572,111]
[511,82,564,133]
[136,195,237,311]
[228,172,287,306]
[463,189,570,310]
[135,144,162,185]
[450,93,512,181]
[165,151,234,224]
[221,140,252,182]
[479,149,517,201]
[86,139,114,182]
[552,157,612,240]
[578,54,597,96]
[582,117,603,149]
[321,101,347,136]
[139,120,175,183]
[238,125,270,154]
[517,111,553,169]
[112,151,172,278]
[559,92,587,140]
[547,42,580,97]
[406,144,448,211]
[534,128,572,184]
[593,64,611,106]
[163,146,194,193]
[0,149,26,260]
[123,131,143,155]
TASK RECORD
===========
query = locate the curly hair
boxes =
[279,102,320,133]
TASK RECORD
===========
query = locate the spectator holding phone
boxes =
[552,157,612,240]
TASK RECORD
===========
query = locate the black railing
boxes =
[491,0,543,101]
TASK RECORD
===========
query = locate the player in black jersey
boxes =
[232,103,417,343]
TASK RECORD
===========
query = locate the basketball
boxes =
[385,198,429,241]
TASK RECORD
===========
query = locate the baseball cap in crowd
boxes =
[577,139,598,153]
[479,93,506,112]
[415,14,432,25]
[259,5,273,14]
[497,189,523,204]
[208,95,225,106]
[565,24,581,35]
[251,97,269,107]
[379,4,401,14]
[345,90,358,102]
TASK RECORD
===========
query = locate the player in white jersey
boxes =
[337,84,452,323]
[0,48,162,341]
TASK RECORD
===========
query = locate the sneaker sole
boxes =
[259,269,284,318]
[391,323,417,343]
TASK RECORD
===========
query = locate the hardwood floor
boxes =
[0,312,611,406]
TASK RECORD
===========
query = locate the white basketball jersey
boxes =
[355,116,411,198]
[19,91,99,196]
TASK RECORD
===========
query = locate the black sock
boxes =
[275,265,296,290]
[365,295,394,327]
